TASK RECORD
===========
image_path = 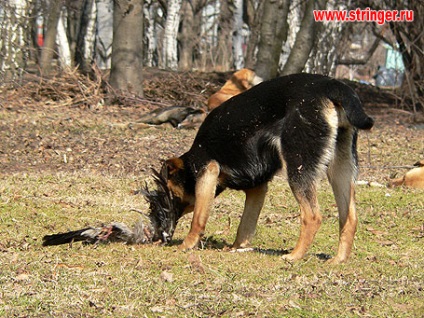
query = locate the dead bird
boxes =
[42,169,184,246]
[137,105,205,128]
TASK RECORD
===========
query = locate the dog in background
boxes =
[162,73,374,264]
[207,68,263,111]
[388,160,424,189]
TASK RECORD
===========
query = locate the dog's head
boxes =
[231,68,263,90]
[142,159,194,243]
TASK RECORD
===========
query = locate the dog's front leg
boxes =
[233,183,268,248]
[179,161,220,251]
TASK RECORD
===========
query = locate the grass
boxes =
[1,171,423,317]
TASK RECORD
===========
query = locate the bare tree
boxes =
[178,0,207,71]
[162,0,182,70]
[215,0,233,71]
[306,0,340,76]
[280,0,316,76]
[362,0,423,118]
[232,0,244,69]
[389,2,423,117]
[143,0,159,67]
[109,0,144,96]
[39,0,63,74]
[244,0,264,69]
[75,0,97,73]
[255,0,289,80]
[0,0,34,81]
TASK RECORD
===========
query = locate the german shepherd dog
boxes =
[43,73,373,264]
[162,73,374,264]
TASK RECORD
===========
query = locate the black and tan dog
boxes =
[43,73,373,263]
[162,73,374,264]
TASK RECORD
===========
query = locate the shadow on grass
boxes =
[169,236,334,261]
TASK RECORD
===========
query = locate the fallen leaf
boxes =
[15,273,30,281]
[160,270,174,282]
[188,254,205,274]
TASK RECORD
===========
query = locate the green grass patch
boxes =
[1,171,423,317]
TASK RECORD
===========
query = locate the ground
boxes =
[0,69,423,317]
[0,68,420,179]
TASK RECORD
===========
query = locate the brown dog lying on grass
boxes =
[207,68,263,111]
[43,73,374,264]
[388,160,424,189]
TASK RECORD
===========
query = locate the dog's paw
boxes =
[281,252,303,262]
[178,234,200,251]
[231,240,251,249]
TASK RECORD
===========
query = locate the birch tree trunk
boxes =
[56,10,72,69]
[281,0,316,76]
[255,0,289,80]
[306,0,342,76]
[0,0,33,81]
[95,0,113,70]
[109,0,144,96]
[143,0,158,67]
[161,0,182,70]
[232,0,244,70]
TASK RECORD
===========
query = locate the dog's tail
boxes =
[326,79,374,130]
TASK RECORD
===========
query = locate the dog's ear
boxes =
[164,158,184,176]
[413,160,424,167]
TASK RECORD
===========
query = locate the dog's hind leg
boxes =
[179,161,220,251]
[327,129,358,264]
[233,183,268,248]
[282,184,322,261]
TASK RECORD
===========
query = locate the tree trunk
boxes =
[161,0,182,70]
[178,0,206,71]
[95,0,113,70]
[305,0,335,75]
[109,0,144,96]
[255,0,289,80]
[40,0,63,74]
[281,0,316,76]
[232,0,244,70]
[56,10,72,69]
[75,0,97,73]
[65,0,84,63]
[215,0,233,71]
[143,0,158,67]
[244,0,264,70]
[0,0,33,81]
